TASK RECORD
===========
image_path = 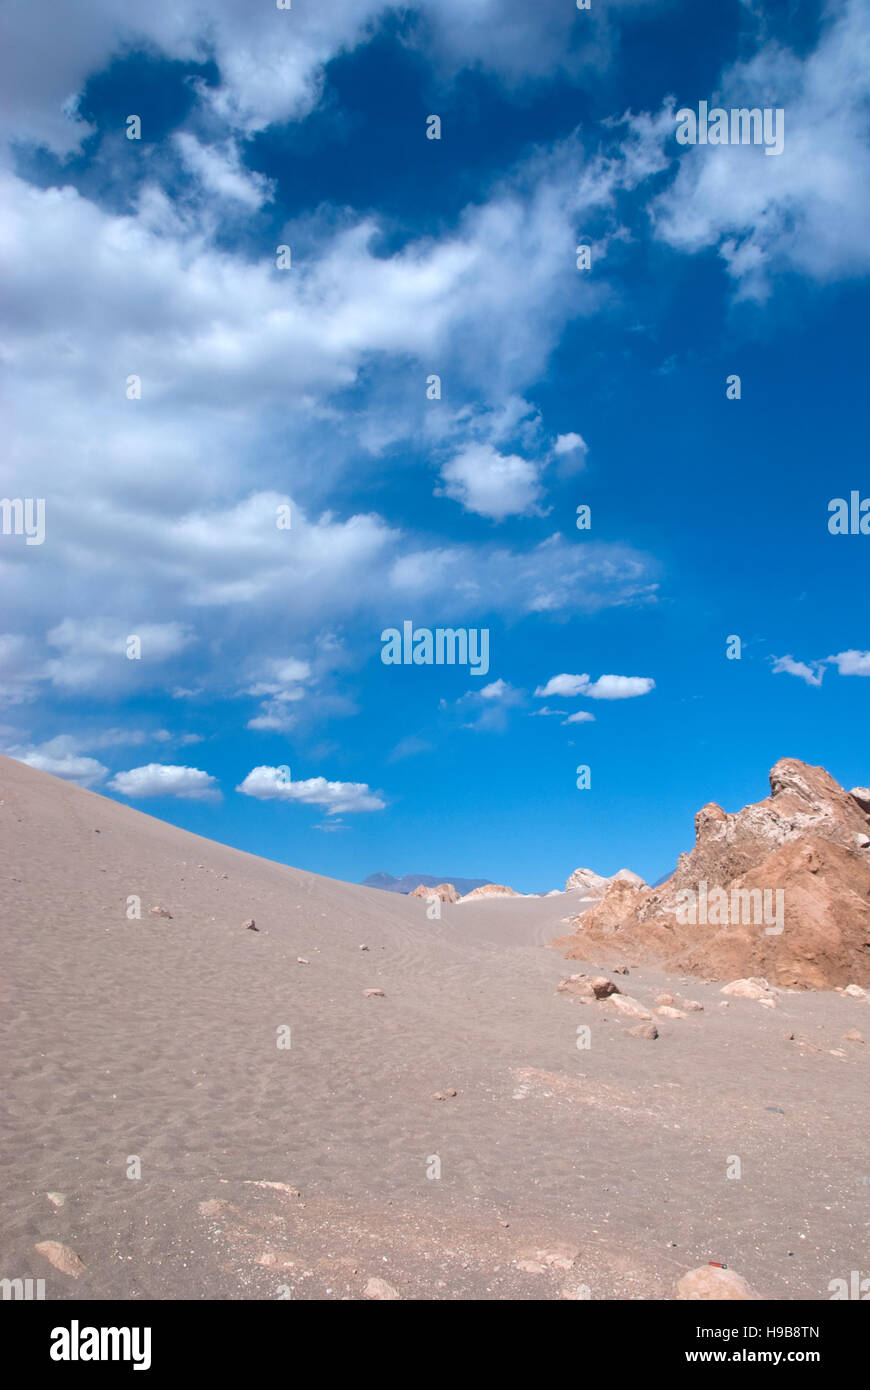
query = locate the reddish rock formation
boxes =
[553,759,870,989]
[409,882,460,902]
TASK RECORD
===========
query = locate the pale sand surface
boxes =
[1,753,867,1300]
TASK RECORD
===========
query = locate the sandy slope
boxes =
[1,754,867,1301]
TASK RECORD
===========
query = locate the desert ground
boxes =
[1,753,867,1301]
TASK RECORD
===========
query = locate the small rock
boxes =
[613,965,629,975]
[149,906,172,919]
[681,999,704,1012]
[363,988,385,997]
[359,944,369,951]
[243,918,257,931]
[627,1023,659,1040]
[433,1092,444,1101]
[844,984,868,1000]
[609,994,652,1020]
[556,973,595,998]
[45,1192,66,1208]
[445,1087,457,1097]
[656,1006,687,1019]
[517,1259,546,1274]
[365,1276,400,1300]
[297,957,309,965]
[655,993,675,1006]
[590,976,619,999]
[674,1265,761,1301]
[843,1029,864,1043]
[34,1241,86,1278]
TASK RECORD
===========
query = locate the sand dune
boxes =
[2,753,867,1301]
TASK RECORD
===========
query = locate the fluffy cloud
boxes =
[562,710,596,724]
[42,620,192,692]
[11,743,108,787]
[583,674,655,699]
[552,432,589,473]
[108,763,221,800]
[535,673,591,698]
[535,671,654,700]
[772,649,870,685]
[449,678,525,733]
[772,654,825,686]
[0,128,648,695]
[437,444,547,521]
[174,134,275,209]
[236,766,385,813]
[4,730,201,789]
[0,0,652,155]
[828,650,870,677]
[244,656,314,732]
[648,0,870,297]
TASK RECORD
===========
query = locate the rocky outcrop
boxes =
[460,884,521,900]
[564,867,609,896]
[564,866,646,896]
[553,759,870,989]
[409,882,460,902]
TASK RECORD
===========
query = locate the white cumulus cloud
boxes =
[236,766,385,813]
[535,673,591,698]
[108,763,221,800]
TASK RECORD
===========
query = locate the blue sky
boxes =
[2,0,869,892]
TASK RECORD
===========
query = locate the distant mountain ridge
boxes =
[362,872,493,897]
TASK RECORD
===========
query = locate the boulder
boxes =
[721,978,776,1001]
[674,1265,762,1301]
